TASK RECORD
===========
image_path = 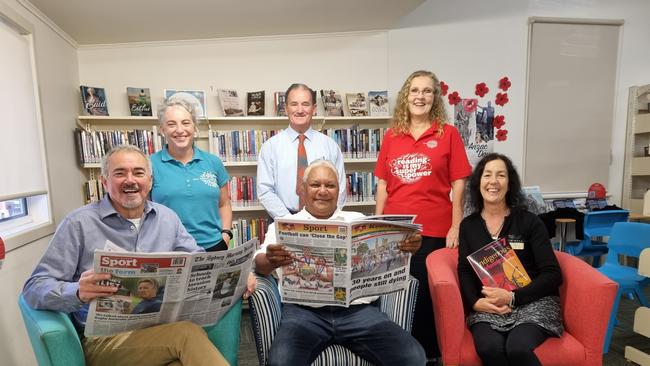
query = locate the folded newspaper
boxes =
[274,215,421,307]
[84,238,257,337]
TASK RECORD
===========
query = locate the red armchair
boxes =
[427,248,618,366]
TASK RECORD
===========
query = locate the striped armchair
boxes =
[248,275,419,366]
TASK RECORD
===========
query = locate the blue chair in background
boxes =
[597,221,650,353]
[19,294,242,366]
[564,210,629,267]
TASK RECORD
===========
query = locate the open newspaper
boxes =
[274,215,421,307]
[84,238,257,337]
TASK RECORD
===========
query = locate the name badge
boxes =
[510,240,525,250]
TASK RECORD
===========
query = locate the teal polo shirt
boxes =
[151,146,230,249]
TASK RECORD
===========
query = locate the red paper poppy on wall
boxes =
[475,82,489,98]
[493,115,505,129]
[495,93,509,106]
[448,91,461,105]
[496,129,508,141]
[499,77,512,91]
[440,81,449,96]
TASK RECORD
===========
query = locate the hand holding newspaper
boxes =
[84,238,257,337]
[274,215,421,307]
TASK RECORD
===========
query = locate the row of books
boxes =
[228,176,258,207]
[80,85,390,118]
[323,127,387,159]
[346,172,377,203]
[208,129,279,162]
[230,217,270,249]
[75,126,386,167]
[83,171,375,207]
[208,127,387,162]
[75,128,165,165]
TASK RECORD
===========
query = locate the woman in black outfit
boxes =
[457,153,563,366]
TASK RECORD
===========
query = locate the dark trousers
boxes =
[410,236,445,359]
[470,322,550,366]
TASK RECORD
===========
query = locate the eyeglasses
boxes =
[409,88,434,97]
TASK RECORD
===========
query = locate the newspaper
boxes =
[84,238,257,337]
[274,216,421,307]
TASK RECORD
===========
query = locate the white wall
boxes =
[0,0,81,365]
[78,32,390,117]
[388,0,650,203]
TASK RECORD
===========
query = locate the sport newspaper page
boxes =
[85,238,256,337]
[275,216,420,307]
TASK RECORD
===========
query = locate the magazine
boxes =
[274,91,287,117]
[320,89,344,116]
[346,92,368,117]
[80,86,109,116]
[127,87,153,116]
[466,238,531,291]
[84,238,257,337]
[274,216,421,307]
[368,90,389,117]
[217,89,245,117]
[522,186,548,214]
[164,89,207,118]
[246,91,265,116]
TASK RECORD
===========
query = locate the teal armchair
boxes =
[19,294,242,366]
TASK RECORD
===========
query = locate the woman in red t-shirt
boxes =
[375,70,471,363]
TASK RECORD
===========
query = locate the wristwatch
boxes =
[221,229,233,240]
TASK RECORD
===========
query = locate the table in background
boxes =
[555,218,576,252]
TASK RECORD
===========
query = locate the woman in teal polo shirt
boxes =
[151,98,233,251]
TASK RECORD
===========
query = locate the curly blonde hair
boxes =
[391,70,448,136]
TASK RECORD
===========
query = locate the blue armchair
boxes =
[247,275,419,366]
[19,294,242,366]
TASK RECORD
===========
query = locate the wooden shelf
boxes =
[630,198,644,213]
[223,161,257,167]
[78,115,391,123]
[232,205,264,212]
[632,157,650,175]
[345,200,376,206]
[78,115,157,121]
[635,113,650,134]
[83,158,379,169]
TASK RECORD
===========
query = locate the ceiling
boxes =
[23,0,425,46]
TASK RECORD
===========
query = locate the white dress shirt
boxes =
[257,126,346,218]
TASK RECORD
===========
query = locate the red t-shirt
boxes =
[374,123,471,237]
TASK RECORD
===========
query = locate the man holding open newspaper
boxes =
[254,159,426,366]
[22,145,229,366]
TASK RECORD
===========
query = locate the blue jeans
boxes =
[268,303,426,366]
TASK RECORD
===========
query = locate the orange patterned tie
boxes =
[296,134,308,210]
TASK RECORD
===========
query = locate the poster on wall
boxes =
[454,98,493,168]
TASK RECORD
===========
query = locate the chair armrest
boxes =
[204,298,242,366]
[378,276,419,331]
[556,252,618,357]
[18,295,86,366]
[426,248,466,366]
[248,274,282,366]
